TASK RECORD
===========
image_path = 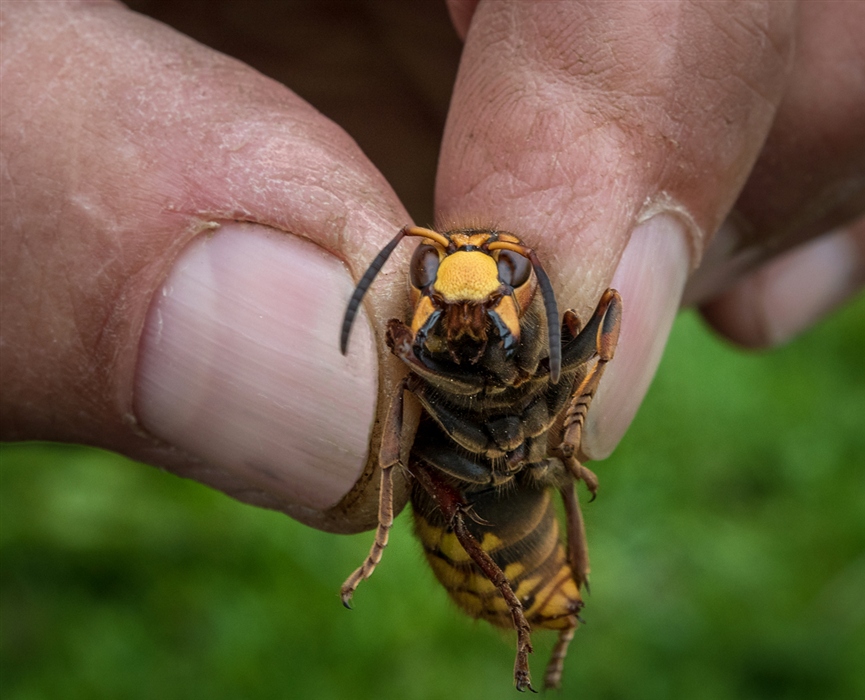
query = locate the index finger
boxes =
[437,0,796,457]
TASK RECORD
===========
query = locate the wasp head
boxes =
[341,226,562,383]
[408,231,541,368]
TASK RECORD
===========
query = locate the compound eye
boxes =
[497,249,532,288]
[410,244,440,289]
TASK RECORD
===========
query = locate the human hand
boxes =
[439,0,865,459]
[2,1,863,534]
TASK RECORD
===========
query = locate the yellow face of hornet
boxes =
[407,231,541,367]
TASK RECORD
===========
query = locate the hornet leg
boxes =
[340,377,407,607]
[410,462,537,693]
[553,289,622,496]
[544,624,576,690]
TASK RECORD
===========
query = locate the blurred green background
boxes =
[2,301,863,700]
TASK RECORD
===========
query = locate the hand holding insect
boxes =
[2,2,862,539]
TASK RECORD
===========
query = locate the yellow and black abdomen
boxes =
[411,476,582,631]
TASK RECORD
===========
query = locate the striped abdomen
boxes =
[411,477,582,630]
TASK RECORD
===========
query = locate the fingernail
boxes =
[759,228,862,346]
[134,223,378,512]
[582,214,692,459]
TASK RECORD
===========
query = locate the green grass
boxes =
[2,299,863,700]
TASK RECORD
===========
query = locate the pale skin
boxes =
[2,1,863,532]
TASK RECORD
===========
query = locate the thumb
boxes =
[0,2,408,532]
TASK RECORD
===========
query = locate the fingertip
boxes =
[700,225,865,348]
[581,213,693,460]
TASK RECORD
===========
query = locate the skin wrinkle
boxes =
[524,4,625,84]
[479,2,519,63]
[443,77,642,308]
[526,4,685,103]
[677,9,785,128]
[726,2,783,53]
[456,2,790,250]
[722,72,777,127]
[200,128,391,246]
[706,10,784,111]
[463,67,629,210]
[534,19,606,80]
[61,209,127,419]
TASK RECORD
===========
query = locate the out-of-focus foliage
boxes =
[2,301,863,700]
